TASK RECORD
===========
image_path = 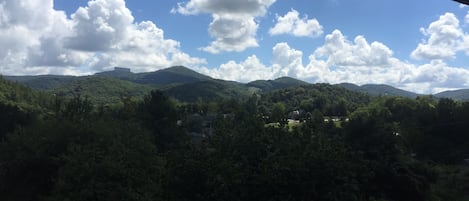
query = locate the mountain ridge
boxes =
[4,66,469,101]
[337,83,420,98]
[435,89,469,100]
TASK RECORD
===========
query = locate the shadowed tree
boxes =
[139,90,188,152]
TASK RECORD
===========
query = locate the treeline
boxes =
[0,76,468,201]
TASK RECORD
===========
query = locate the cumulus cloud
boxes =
[198,55,272,82]
[0,0,91,75]
[201,24,469,94]
[314,30,393,67]
[201,14,259,53]
[172,0,275,16]
[0,0,205,75]
[174,0,276,53]
[87,17,206,72]
[269,9,323,37]
[411,12,468,60]
[466,11,469,24]
[65,0,133,52]
[197,42,304,82]
[271,42,304,77]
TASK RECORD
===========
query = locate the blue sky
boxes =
[1,0,469,93]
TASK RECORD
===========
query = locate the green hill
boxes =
[4,75,77,90]
[49,77,153,105]
[435,89,469,100]
[95,66,212,86]
[0,76,51,111]
[247,77,310,92]
[5,66,213,90]
[134,66,213,85]
[163,80,252,102]
[338,83,420,98]
[10,66,469,104]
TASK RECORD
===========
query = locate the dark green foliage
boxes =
[48,122,163,201]
[0,103,33,140]
[0,110,163,201]
[139,90,188,152]
[432,165,469,201]
[171,100,370,201]
[0,119,92,201]
[0,77,47,141]
[1,74,469,201]
[344,104,436,201]
[49,77,152,106]
[260,83,371,117]
[163,80,252,102]
[270,102,287,125]
[0,76,52,111]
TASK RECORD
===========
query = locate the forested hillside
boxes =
[0,75,468,201]
[49,76,152,105]
[6,66,469,105]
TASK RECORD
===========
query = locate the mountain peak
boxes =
[135,66,212,85]
[247,76,309,92]
[163,65,192,72]
[274,77,309,85]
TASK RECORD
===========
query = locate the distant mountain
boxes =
[141,66,212,84]
[435,89,469,100]
[247,77,310,92]
[5,66,212,90]
[126,66,212,85]
[50,77,152,105]
[7,66,469,103]
[95,66,214,85]
[338,83,420,98]
[4,75,77,90]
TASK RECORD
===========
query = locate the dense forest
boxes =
[0,74,468,201]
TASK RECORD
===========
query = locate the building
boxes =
[114,67,131,72]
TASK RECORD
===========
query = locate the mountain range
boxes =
[4,66,469,103]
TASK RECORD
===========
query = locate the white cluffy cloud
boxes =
[173,0,276,53]
[269,9,323,37]
[0,0,85,75]
[200,15,469,94]
[0,0,205,75]
[466,11,469,24]
[200,30,404,86]
[411,12,469,60]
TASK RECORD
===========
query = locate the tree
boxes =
[344,103,435,201]
[48,121,164,201]
[139,90,187,152]
[271,102,287,125]
[0,103,32,140]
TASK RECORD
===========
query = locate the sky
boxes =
[0,0,469,94]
